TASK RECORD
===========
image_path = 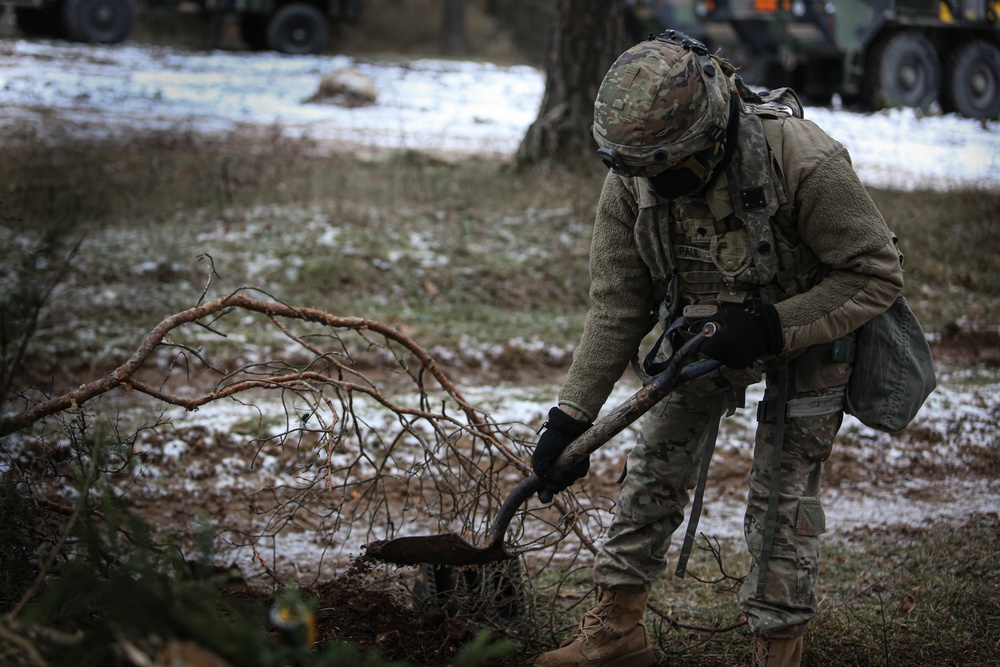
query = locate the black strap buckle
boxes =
[597,146,634,178]
[756,399,783,424]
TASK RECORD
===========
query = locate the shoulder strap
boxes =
[761,117,787,179]
[725,109,780,295]
[734,76,803,180]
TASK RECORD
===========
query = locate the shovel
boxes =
[367,322,720,567]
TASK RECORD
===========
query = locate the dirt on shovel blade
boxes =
[366,533,511,567]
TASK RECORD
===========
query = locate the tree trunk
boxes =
[516,0,626,167]
[441,0,467,56]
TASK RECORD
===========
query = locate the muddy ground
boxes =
[13,329,995,667]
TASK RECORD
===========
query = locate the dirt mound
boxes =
[303,555,515,666]
[310,580,474,664]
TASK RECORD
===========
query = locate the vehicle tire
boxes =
[240,14,269,51]
[869,31,942,110]
[944,40,1000,119]
[265,3,328,55]
[61,0,135,44]
[15,6,63,37]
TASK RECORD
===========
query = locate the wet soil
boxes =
[9,330,999,667]
[307,561,495,665]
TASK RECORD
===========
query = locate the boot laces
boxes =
[752,639,772,667]
[573,597,619,645]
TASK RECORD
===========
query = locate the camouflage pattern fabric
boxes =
[592,37,731,175]
[724,110,781,289]
[593,389,718,595]
[738,379,844,638]
[594,356,846,638]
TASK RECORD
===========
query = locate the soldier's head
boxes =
[592,31,737,198]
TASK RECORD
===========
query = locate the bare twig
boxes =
[5,446,95,622]
[685,534,746,590]
[1,292,492,439]
[0,624,49,667]
[1,288,626,645]
[646,600,748,634]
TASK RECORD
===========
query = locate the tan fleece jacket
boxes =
[558,115,904,420]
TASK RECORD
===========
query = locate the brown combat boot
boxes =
[752,635,803,667]
[533,589,655,667]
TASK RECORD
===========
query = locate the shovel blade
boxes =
[367,533,512,567]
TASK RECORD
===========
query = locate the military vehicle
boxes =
[628,0,1000,118]
[5,0,362,54]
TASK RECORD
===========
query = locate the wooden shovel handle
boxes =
[554,322,720,469]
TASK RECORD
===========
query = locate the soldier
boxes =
[531,32,904,667]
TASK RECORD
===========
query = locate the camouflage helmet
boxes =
[593,31,733,178]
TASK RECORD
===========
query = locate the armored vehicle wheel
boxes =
[240,14,269,51]
[61,0,135,44]
[869,31,941,110]
[944,40,1000,120]
[266,3,328,55]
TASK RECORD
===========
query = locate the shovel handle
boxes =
[486,325,719,546]
[553,323,720,469]
[464,324,720,557]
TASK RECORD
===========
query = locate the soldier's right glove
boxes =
[531,407,593,503]
[699,304,783,369]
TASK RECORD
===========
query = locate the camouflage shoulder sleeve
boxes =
[557,172,658,420]
[771,121,904,351]
[765,116,846,206]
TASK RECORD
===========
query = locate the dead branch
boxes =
[646,601,748,634]
[685,534,747,590]
[0,624,48,667]
[1,287,622,643]
[1,292,492,440]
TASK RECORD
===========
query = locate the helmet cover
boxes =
[593,34,732,177]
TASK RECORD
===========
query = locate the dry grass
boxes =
[0,132,606,387]
[528,513,1000,666]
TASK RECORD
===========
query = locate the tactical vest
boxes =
[623,89,827,329]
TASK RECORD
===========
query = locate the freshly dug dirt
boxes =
[310,580,476,664]
[297,555,518,666]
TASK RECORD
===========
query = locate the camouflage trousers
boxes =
[593,352,849,638]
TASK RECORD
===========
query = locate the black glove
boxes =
[532,407,593,503]
[698,304,783,369]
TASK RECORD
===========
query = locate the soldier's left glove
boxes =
[698,304,783,369]
[532,407,593,504]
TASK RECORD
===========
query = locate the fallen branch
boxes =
[646,601,748,634]
[1,287,612,630]
[1,291,493,442]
